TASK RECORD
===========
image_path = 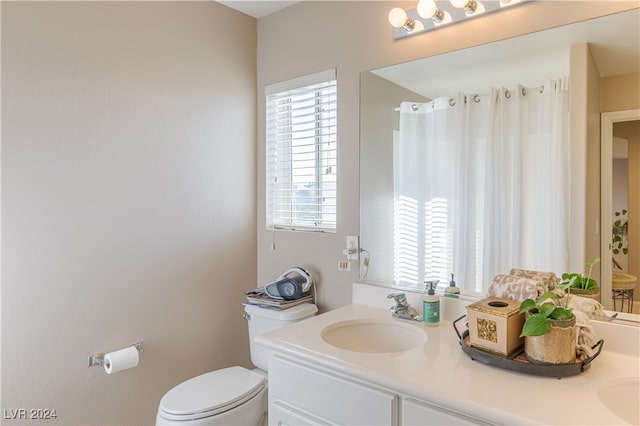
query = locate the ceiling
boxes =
[216,0,302,18]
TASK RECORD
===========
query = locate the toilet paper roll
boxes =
[104,346,139,374]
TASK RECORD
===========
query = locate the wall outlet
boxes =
[346,235,359,260]
[338,261,351,272]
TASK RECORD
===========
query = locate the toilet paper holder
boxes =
[88,341,143,367]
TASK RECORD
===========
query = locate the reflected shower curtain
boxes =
[394,79,570,293]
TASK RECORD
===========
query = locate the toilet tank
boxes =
[244,303,317,371]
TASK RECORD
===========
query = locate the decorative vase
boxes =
[524,315,576,365]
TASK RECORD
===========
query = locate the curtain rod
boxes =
[393,83,555,111]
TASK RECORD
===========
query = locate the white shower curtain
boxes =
[394,78,570,293]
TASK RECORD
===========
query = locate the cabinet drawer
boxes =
[402,398,493,425]
[270,401,332,426]
[270,355,397,425]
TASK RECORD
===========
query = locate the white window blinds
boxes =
[266,69,337,232]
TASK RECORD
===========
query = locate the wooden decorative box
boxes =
[465,297,524,356]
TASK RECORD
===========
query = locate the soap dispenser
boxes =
[444,273,460,298]
[423,280,440,327]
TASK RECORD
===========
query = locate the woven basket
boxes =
[612,273,638,291]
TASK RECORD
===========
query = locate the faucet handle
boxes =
[387,292,408,305]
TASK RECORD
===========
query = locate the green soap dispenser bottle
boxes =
[423,280,440,327]
[444,273,460,298]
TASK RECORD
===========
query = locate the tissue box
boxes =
[466,297,524,356]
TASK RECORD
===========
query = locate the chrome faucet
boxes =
[387,292,421,321]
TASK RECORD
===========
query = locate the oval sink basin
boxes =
[597,377,639,425]
[321,318,427,353]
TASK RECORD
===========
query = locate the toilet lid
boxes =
[159,366,266,420]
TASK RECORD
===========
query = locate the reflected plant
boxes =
[612,209,628,255]
[560,257,601,290]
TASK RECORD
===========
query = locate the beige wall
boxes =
[602,72,640,112]
[2,2,256,425]
[257,1,638,312]
[571,43,603,282]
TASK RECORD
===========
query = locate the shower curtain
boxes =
[394,78,570,293]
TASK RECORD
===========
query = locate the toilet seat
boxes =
[158,366,266,422]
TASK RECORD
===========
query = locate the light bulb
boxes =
[388,8,409,28]
[417,0,437,19]
[450,0,471,8]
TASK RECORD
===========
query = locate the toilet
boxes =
[156,302,318,425]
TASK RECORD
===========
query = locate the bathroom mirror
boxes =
[359,9,640,297]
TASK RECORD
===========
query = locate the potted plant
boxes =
[519,291,576,365]
[560,257,601,301]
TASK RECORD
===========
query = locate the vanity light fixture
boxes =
[450,0,484,16]
[390,0,529,40]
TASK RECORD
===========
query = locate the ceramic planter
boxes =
[524,316,576,365]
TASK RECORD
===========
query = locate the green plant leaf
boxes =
[584,278,598,290]
[519,299,537,314]
[538,302,557,318]
[550,307,573,320]
[537,291,558,304]
[520,314,551,337]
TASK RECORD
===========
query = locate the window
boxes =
[266,69,337,232]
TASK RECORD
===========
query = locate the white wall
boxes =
[1,2,256,425]
[257,1,638,312]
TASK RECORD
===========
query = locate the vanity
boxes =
[256,283,640,425]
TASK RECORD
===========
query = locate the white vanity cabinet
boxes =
[269,355,397,425]
[269,354,492,426]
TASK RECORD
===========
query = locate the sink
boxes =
[320,318,427,353]
[597,377,640,425]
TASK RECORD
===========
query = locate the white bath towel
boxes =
[552,291,606,319]
[572,310,598,361]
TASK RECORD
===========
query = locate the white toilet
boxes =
[156,302,318,425]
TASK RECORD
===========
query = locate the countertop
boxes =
[255,303,640,425]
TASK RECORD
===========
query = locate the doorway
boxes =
[601,110,640,312]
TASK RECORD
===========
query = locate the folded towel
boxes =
[573,310,598,361]
[509,268,558,294]
[487,274,539,301]
[552,292,606,319]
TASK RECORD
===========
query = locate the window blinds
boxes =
[266,69,337,232]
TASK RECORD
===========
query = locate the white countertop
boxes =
[256,303,640,425]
